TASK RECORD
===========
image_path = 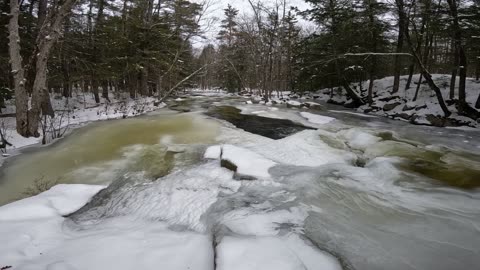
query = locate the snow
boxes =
[204,144,222,159]
[288,74,480,128]
[338,128,382,151]
[287,100,302,107]
[0,184,104,221]
[252,130,357,167]
[300,112,335,124]
[216,235,342,270]
[206,144,277,179]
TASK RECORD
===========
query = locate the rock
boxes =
[402,104,416,111]
[327,99,345,106]
[383,102,402,111]
[303,102,323,110]
[344,101,359,108]
[415,104,427,111]
[221,159,237,172]
[392,113,412,120]
[425,114,446,127]
[286,101,303,108]
[363,108,374,114]
[153,101,162,107]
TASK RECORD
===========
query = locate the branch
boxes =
[343,53,413,57]
[158,64,208,102]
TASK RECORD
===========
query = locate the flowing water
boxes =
[0,112,220,205]
[1,95,480,270]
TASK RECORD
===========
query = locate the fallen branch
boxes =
[159,64,208,103]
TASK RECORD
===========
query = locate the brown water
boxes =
[0,113,220,205]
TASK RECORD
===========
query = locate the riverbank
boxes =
[240,74,480,129]
[0,93,165,161]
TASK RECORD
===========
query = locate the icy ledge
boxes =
[205,144,277,179]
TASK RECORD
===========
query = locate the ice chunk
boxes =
[204,145,222,159]
[211,144,277,179]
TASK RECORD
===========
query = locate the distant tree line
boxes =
[194,0,480,118]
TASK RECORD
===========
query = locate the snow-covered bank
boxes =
[0,93,165,157]
[240,74,480,128]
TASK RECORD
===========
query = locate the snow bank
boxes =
[1,95,165,155]
[300,112,335,125]
[0,184,104,221]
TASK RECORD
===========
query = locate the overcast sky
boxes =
[191,0,313,48]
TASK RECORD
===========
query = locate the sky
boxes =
[191,0,314,48]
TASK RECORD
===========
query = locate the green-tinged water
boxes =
[0,113,220,205]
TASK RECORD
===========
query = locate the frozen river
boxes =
[1,94,479,270]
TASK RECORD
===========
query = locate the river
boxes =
[1,94,479,270]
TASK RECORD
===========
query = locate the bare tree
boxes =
[8,0,80,137]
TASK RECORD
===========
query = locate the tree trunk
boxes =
[447,0,468,111]
[26,0,78,136]
[413,74,423,102]
[392,0,406,94]
[102,81,110,102]
[92,80,100,103]
[405,64,414,90]
[8,0,29,136]
[398,0,450,117]
[476,58,480,81]
[38,0,47,28]
[449,39,458,99]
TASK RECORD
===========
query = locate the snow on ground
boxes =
[300,112,335,125]
[237,74,480,128]
[311,74,480,127]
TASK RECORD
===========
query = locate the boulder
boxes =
[383,102,402,111]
